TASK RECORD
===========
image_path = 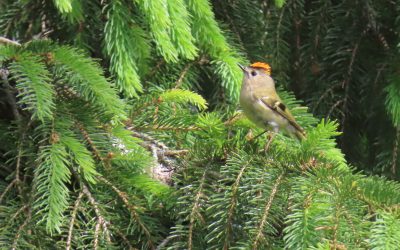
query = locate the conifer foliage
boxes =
[1,0,400,249]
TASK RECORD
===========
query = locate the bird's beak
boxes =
[237,63,246,72]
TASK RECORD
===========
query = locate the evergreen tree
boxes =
[1,0,400,249]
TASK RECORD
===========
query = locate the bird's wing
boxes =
[258,96,305,135]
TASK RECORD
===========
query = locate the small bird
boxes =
[238,62,305,141]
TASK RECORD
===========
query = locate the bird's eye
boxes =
[251,71,257,76]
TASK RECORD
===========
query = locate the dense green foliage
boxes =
[1,0,400,249]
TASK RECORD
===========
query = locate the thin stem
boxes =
[252,173,284,249]
[66,191,84,250]
[0,36,21,46]
[98,176,155,250]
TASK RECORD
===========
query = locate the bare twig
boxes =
[174,62,194,89]
[81,183,111,246]
[223,162,250,250]
[0,36,21,46]
[128,130,188,184]
[9,204,28,222]
[112,227,137,250]
[174,56,208,89]
[340,41,360,134]
[0,69,21,121]
[328,100,345,118]
[94,218,102,250]
[0,179,16,203]
[66,191,84,250]
[98,176,155,250]
[156,235,175,250]
[223,112,243,126]
[77,122,113,171]
[145,60,165,80]
[188,169,207,250]
[313,83,341,113]
[392,126,400,175]
[161,149,189,157]
[11,208,31,250]
[252,173,284,249]
[133,125,200,132]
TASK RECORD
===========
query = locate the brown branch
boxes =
[0,69,21,121]
[392,126,400,175]
[174,56,208,89]
[98,176,155,250]
[145,59,165,80]
[340,41,360,134]
[342,208,359,246]
[223,112,243,126]
[112,227,137,250]
[81,183,111,246]
[156,235,175,250]
[174,62,194,89]
[252,173,284,249]
[0,36,21,46]
[94,218,101,250]
[188,169,207,250]
[11,208,31,250]
[9,204,28,222]
[76,122,112,170]
[161,149,189,157]
[130,130,168,150]
[66,191,84,250]
[332,208,340,249]
[133,125,201,132]
[327,100,345,118]
[77,123,103,161]
[15,142,23,195]
[0,179,16,203]
[127,130,188,184]
[313,83,341,113]
[0,69,28,196]
[223,162,250,250]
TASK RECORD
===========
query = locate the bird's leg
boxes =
[264,133,275,152]
[253,130,268,140]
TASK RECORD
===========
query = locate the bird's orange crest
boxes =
[250,62,271,75]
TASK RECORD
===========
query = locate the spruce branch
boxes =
[174,56,208,89]
[129,130,189,178]
[136,0,178,62]
[112,226,136,250]
[156,235,174,250]
[252,172,284,249]
[174,62,194,89]
[98,175,155,250]
[0,68,21,121]
[76,122,103,162]
[188,168,207,250]
[14,120,32,196]
[81,182,112,246]
[103,0,146,96]
[223,162,250,250]
[392,127,400,175]
[313,83,341,113]
[0,36,21,46]
[9,204,29,222]
[66,191,84,250]
[11,207,31,250]
[0,179,16,203]
[340,41,360,133]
